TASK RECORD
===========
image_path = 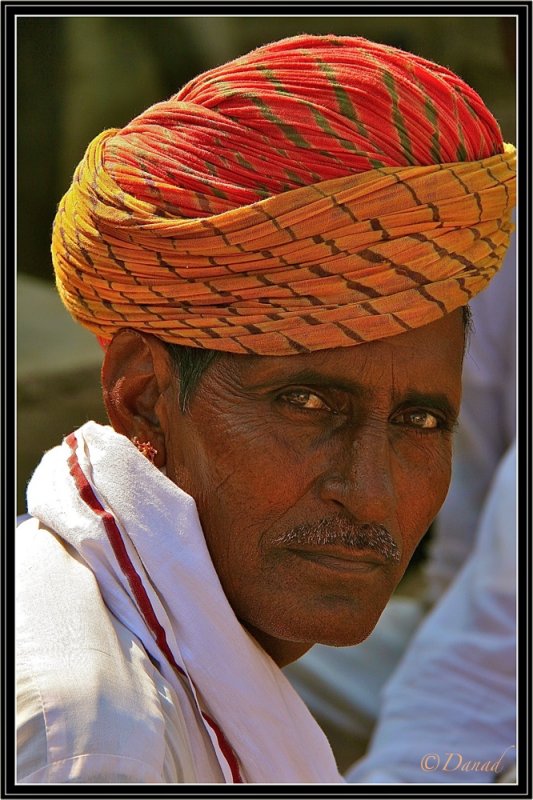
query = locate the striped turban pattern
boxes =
[52,34,516,355]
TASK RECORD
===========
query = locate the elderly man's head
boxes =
[51,34,515,665]
[102,311,464,664]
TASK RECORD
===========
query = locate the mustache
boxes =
[274,513,401,564]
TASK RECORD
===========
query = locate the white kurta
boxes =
[17,516,223,783]
[16,422,342,784]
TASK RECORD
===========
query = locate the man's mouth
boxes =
[287,545,390,574]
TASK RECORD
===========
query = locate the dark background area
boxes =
[16,14,517,516]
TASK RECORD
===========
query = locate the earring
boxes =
[132,436,158,464]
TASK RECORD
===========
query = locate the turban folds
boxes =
[52,34,516,355]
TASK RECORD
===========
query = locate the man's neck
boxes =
[243,623,313,668]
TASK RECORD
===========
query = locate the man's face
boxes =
[164,310,464,657]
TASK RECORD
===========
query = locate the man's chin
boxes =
[238,590,393,662]
[264,614,385,650]
[312,628,376,648]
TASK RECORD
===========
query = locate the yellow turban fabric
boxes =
[52,35,516,356]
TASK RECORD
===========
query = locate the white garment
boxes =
[17,422,342,784]
[347,441,517,783]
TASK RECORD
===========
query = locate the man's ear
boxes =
[101,329,174,468]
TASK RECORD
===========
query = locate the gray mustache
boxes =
[275,514,401,564]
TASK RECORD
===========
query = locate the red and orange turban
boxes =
[52,34,516,356]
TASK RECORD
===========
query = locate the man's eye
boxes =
[280,390,331,411]
[394,410,440,429]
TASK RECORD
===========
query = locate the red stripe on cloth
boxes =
[65,431,243,784]
[65,432,183,674]
[201,712,244,784]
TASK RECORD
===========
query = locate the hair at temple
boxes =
[165,305,473,412]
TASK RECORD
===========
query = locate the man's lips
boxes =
[287,545,390,573]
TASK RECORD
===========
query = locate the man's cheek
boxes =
[396,448,452,515]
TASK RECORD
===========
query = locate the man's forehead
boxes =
[226,311,465,393]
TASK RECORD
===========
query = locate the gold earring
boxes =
[132,436,158,464]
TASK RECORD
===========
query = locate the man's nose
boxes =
[319,423,395,524]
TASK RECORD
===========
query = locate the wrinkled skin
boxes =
[102,310,464,666]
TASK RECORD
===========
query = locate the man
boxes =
[16,34,515,783]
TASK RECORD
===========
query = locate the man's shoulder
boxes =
[16,518,182,782]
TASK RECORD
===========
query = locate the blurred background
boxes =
[17,15,517,514]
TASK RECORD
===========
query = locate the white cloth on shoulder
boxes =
[17,421,342,784]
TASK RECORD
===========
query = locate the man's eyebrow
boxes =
[243,368,366,395]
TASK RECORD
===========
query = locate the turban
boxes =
[52,34,516,356]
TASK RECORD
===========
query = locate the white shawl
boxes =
[26,421,342,784]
